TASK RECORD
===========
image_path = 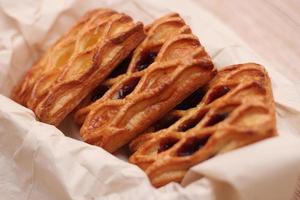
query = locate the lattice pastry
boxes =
[11,9,145,125]
[74,13,193,125]
[129,63,276,187]
[78,13,216,153]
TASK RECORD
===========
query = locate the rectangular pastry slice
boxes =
[129,63,277,187]
[11,9,145,126]
[74,13,191,125]
[78,13,216,153]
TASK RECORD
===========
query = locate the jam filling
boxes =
[175,87,206,110]
[178,110,208,132]
[152,115,181,132]
[135,51,157,71]
[116,78,140,99]
[205,112,229,127]
[158,137,179,153]
[177,136,210,156]
[108,53,132,78]
[207,86,230,104]
[90,85,110,102]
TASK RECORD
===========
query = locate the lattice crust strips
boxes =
[79,14,216,153]
[10,9,277,188]
[74,13,192,125]
[11,9,146,126]
[129,63,276,187]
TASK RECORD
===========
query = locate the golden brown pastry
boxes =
[79,13,216,153]
[11,9,145,125]
[129,63,277,187]
[74,13,192,125]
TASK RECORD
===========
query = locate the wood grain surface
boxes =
[193,0,300,83]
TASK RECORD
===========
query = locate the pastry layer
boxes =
[74,13,190,125]
[79,13,216,153]
[129,63,276,187]
[11,9,145,125]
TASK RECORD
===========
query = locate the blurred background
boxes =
[194,0,300,83]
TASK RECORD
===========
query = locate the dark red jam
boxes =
[108,53,132,78]
[177,110,208,132]
[136,52,157,71]
[158,137,179,153]
[90,85,110,102]
[116,78,140,99]
[175,87,206,110]
[152,115,181,132]
[177,136,210,156]
[207,86,230,104]
[205,112,229,127]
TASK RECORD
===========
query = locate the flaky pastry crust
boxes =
[74,13,192,125]
[11,9,145,125]
[129,63,276,187]
[78,13,216,153]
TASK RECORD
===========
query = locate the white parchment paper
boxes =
[0,0,300,199]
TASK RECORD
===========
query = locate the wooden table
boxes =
[193,0,300,83]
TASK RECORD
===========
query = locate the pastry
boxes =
[11,9,145,125]
[74,13,192,125]
[129,63,277,187]
[11,9,119,107]
[79,13,216,153]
